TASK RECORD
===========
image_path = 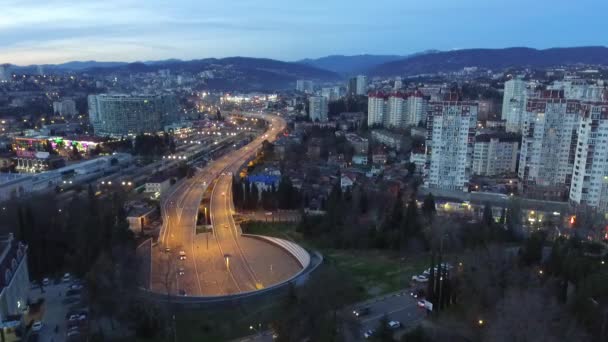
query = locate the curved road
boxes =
[151,113,301,296]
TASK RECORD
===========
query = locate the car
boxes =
[67,326,80,332]
[178,289,187,296]
[68,314,80,321]
[179,251,186,260]
[70,284,83,290]
[31,321,43,332]
[417,300,427,308]
[387,321,401,329]
[412,275,429,282]
[164,247,171,253]
[62,273,71,282]
[178,268,185,276]
[363,329,376,339]
[66,330,80,337]
[352,307,371,317]
[42,278,50,286]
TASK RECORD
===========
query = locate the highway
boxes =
[150,113,302,296]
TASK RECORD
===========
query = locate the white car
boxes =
[31,321,43,332]
[363,329,375,339]
[178,268,185,276]
[42,278,50,286]
[412,275,429,282]
[62,273,71,282]
[387,321,401,329]
[179,251,186,260]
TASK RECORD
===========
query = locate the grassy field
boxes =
[241,221,430,298]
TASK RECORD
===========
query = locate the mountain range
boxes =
[4,47,608,89]
[368,46,608,76]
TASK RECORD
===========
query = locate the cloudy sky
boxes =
[1,0,606,65]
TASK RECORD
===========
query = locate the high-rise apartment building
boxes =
[472,133,520,176]
[321,87,341,101]
[367,92,388,126]
[387,94,406,128]
[0,66,6,81]
[367,91,428,129]
[296,80,314,94]
[518,90,580,198]
[502,78,528,133]
[308,96,328,122]
[88,94,178,137]
[569,102,608,210]
[53,99,77,117]
[356,75,368,95]
[425,98,478,191]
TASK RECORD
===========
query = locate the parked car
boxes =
[62,273,71,283]
[70,283,83,290]
[179,251,186,260]
[410,288,425,299]
[363,329,376,339]
[387,320,401,329]
[352,307,371,317]
[31,321,43,332]
[412,275,429,282]
[164,247,171,253]
[42,278,50,286]
[66,330,80,337]
[178,268,185,276]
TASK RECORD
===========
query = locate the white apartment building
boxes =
[356,75,368,95]
[502,78,528,133]
[368,92,387,126]
[569,102,608,210]
[387,94,406,128]
[406,92,428,126]
[309,96,328,122]
[0,234,29,322]
[321,87,340,101]
[368,91,428,129]
[518,90,580,198]
[296,80,314,93]
[425,100,478,191]
[549,80,606,101]
[472,133,520,176]
[53,99,77,117]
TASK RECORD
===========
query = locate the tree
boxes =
[421,193,436,221]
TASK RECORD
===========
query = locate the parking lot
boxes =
[26,275,88,342]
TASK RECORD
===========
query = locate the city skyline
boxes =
[2,0,607,65]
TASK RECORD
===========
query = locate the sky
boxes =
[1,0,607,65]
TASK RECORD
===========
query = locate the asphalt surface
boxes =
[150,114,302,296]
[234,290,426,342]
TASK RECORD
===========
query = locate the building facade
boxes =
[0,234,29,322]
[367,92,387,126]
[355,75,368,95]
[518,90,580,199]
[296,80,314,93]
[425,100,478,191]
[502,78,528,133]
[52,99,77,117]
[308,96,328,122]
[88,94,178,137]
[569,102,608,210]
[472,133,520,176]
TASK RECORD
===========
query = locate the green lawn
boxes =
[241,221,431,298]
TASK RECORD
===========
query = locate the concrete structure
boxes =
[308,96,328,122]
[519,90,580,199]
[88,94,178,137]
[0,234,29,322]
[145,175,172,196]
[549,80,606,101]
[345,133,369,155]
[52,99,77,117]
[472,133,520,176]
[296,80,313,94]
[371,129,405,151]
[569,102,608,210]
[502,78,528,133]
[321,87,340,101]
[410,147,427,176]
[425,99,478,191]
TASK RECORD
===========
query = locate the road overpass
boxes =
[149,113,304,297]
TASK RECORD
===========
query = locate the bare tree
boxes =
[483,288,590,342]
